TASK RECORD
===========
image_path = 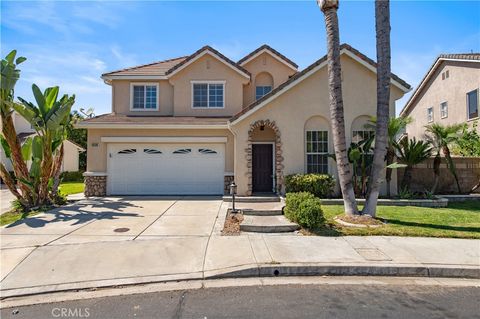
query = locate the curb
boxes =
[1,263,478,301]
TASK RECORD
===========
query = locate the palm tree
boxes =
[0,50,33,207]
[14,85,75,204]
[318,0,358,216]
[363,0,391,217]
[396,138,432,190]
[425,123,463,193]
[366,116,412,197]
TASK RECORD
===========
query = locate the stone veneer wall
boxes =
[84,175,107,197]
[224,175,234,195]
[246,119,284,195]
[397,157,480,194]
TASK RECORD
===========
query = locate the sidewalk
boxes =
[1,234,479,299]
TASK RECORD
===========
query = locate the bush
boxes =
[285,174,335,198]
[284,192,325,228]
[60,171,84,182]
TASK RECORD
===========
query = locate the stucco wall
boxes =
[111,80,174,116]
[241,52,297,107]
[405,61,480,139]
[230,54,405,196]
[397,157,480,194]
[86,128,234,173]
[168,54,249,117]
[62,141,80,172]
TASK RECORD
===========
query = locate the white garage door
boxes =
[107,144,225,195]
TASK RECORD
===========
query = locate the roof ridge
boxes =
[102,56,188,76]
[237,44,298,69]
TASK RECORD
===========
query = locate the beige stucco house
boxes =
[0,112,85,173]
[78,44,411,197]
[400,53,480,139]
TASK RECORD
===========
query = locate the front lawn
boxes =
[307,201,480,239]
[59,181,84,195]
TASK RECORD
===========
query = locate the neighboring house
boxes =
[400,53,480,139]
[78,44,410,197]
[0,112,85,173]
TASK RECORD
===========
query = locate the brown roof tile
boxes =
[230,43,411,123]
[79,113,230,126]
[102,56,187,77]
[438,53,480,60]
[238,44,298,69]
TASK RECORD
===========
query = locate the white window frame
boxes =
[255,85,272,100]
[440,101,448,119]
[191,80,226,109]
[129,83,159,111]
[427,107,434,123]
[305,130,329,174]
[467,89,479,120]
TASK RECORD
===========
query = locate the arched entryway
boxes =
[246,120,283,195]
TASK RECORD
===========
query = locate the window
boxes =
[118,149,136,154]
[467,89,478,120]
[143,149,162,154]
[306,131,329,174]
[440,102,448,119]
[427,107,434,123]
[173,149,191,154]
[192,82,224,108]
[352,130,374,144]
[131,84,158,110]
[255,86,272,100]
[198,148,217,154]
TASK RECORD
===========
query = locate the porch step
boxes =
[242,209,283,216]
[240,215,300,233]
[223,195,281,203]
[236,202,284,216]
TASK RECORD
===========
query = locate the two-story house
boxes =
[78,44,411,197]
[400,53,480,139]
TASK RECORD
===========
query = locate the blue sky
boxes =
[2,1,479,116]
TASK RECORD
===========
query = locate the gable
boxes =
[239,46,298,71]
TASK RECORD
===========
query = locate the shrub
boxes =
[60,171,84,182]
[284,192,325,228]
[285,173,335,198]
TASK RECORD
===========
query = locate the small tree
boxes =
[396,138,432,190]
[425,123,463,193]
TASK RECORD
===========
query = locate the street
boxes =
[2,282,479,319]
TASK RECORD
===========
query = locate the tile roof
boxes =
[165,45,250,77]
[400,52,480,116]
[237,44,298,69]
[78,113,230,126]
[102,57,187,77]
[230,43,411,123]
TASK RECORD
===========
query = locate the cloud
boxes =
[110,45,138,68]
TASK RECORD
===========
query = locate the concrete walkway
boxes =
[1,197,479,299]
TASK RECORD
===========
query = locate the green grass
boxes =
[0,181,85,226]
[58,181,84,195]
[307,201,480,239]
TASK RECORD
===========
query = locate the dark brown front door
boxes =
[252,144,273,193]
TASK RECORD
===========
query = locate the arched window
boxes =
[351,115,374,144]
[255,72,274,100]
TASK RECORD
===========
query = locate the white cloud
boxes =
[110,45,138,68]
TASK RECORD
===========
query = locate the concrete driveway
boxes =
[1,186,16,214]
[0,197,224,249]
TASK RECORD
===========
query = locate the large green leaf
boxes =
[21,136,33,161]
[32,136,43,161]
[32,84,47,116]
[0,136,12,158]
[15,57,26,65]
[5,50,16,64]
[12,101,38,125]
[386,162,407,169]
[46,103,73,130]
[44,86,59,109]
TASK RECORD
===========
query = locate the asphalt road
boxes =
[2,284,479,319]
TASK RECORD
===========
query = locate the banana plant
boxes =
[348,135,375,197]
[14,85,75,205]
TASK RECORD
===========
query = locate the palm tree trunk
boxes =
[401,166,412,190]
[51,144,64,199]
[443,146,461,193]
[431,152,441,194]
[321,3,359,216]
[364,0,391,217]
[1,114,33,206]
[385,148,395,198]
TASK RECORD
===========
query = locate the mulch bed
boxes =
[335,214,385,228]
[221,211,244,235]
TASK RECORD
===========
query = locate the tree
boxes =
[366,116,412,197]
[14,84,75,205]
[363,0,391,217]
[67,110,88,171]
[0,50,33,207]
[318,0,359,216]
[425,123,463,193]
[396,138,432,190]
[452,121,480,157]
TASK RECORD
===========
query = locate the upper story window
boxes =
[255,86,272,100]
[192,82,224,108]
[440,102,448,119]
[467,89,478,120]
[441,70,449,80]
[130,83,158,110]
[427,107,434,123]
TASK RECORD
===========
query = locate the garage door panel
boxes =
[107,144,224,195]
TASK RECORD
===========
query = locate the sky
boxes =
[1,0,479,116]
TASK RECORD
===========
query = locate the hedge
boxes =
[284,192,325,228]
[285,173,335,198]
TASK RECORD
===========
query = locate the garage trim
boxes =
[101,136,228,143]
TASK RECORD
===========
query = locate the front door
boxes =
[252,144,273,193]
